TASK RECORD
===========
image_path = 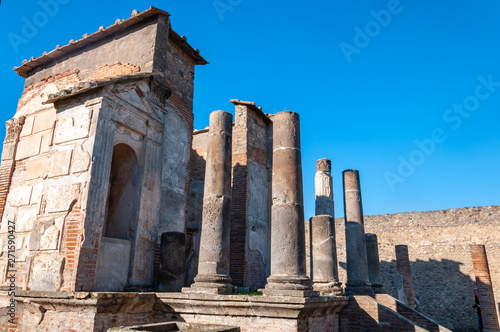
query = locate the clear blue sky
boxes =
[1,1,499,219]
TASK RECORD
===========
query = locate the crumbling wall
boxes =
[23,18,158,87]
[335,205,500,331]
[0,90,100,292]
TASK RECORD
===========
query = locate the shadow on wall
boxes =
[340,259,479,331]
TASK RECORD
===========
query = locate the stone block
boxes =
[94,237,131,291]
[16,207,38,232]
[0,213,14,233]
[0,261,7,285]
[1,142,16,161]
[40,225,60,250]
[15,135,41,160]
[8,186,32,207]
[40,131,52,154]
[29,219,53,251]
[54,110,91,144]
[72,145,91,173]
[33,110,55,133]
[30,254,64,291]
[19,115,34,137]
[47,149,73,178]
[30,182,43,206]
[158,232,186,292]
[46,183,80,213]
[25,157,48,180]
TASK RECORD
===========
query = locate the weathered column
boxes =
[310,215,342,295]
[183,110,233,294]
[365,233,384,294]
[263,111,316,297]
[395,245,415,309]
[315,158,334,216]
[343,169,373,295]
[470,244,500,331]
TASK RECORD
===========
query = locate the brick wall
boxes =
[335,205,500,331]
[470,244,500,331]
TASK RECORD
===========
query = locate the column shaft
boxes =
[263,111,316,297]
[395,245,415,309]
[365,233,383,293]
[343,169,373,295]
[311,215,342,295]
[184,111,233,294]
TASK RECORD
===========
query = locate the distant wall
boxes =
[334,205,500,331]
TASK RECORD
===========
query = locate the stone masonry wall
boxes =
[334,205,500,331]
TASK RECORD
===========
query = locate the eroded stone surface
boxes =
[15,134,41,160]
[72,144,91,173]
[48,149,73,178]
[16,207,38,232]
[46,183,80,213]
[30,254,64,291]
[25,157,48,180]
[33,110,56,133]
[40,225,60,250]
[54,108,91,144]
[8,186,32,207]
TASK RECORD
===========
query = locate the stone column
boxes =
[310,215,342,295]
[315,158,334,216]
[365,233,384,294]
[470,244,500,331]
[395,245,415,309]
[343,169,373,295]
[183,111,233,294]
[263,111,316,297]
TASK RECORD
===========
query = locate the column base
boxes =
[182,274,234,295]
[371,283,385,294]
[345,282,374,296]
[313,281,344,296]
[262,275,319,297]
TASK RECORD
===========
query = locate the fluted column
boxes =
[343,169,373,295]
[263,111,316,297]
[315,158,334,216]
[183,111,233,294]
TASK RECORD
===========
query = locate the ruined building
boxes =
[0,6,498,332]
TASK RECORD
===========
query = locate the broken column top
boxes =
[316,158,331,172]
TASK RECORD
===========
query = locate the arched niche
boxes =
[104,143,142,240]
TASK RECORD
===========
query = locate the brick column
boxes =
[0,117,25,221]
[471,244,500,331]
[395,245,415,309]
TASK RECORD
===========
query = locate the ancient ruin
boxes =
[0,6,498,332]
